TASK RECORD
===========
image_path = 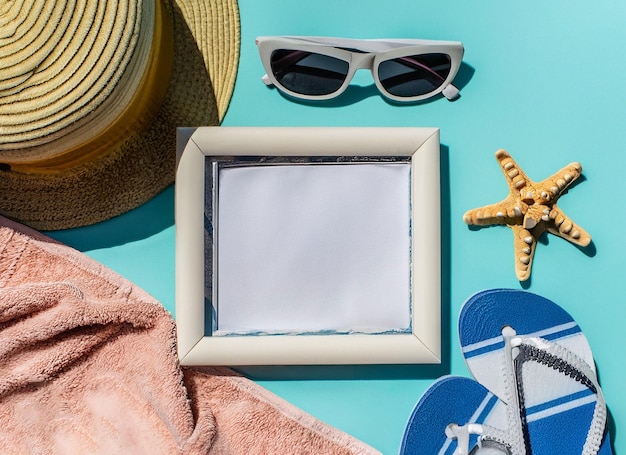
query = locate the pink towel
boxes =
[0,216,380,454]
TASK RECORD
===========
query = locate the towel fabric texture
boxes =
[0,216,379,454]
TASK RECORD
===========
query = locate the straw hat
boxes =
[0,0,240,230]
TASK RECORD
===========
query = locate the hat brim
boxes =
[0,0,240,231]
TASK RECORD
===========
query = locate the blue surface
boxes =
[47,1,626,453]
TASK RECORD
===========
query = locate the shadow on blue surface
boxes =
[45,185,175,251]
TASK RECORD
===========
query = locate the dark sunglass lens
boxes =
[378,53,452,98]
[270,49,349,96]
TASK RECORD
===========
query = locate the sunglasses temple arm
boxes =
[259,54,460,99]
[261,50,314,87]
[398,57,460,100]
[262,72,459,99]
[261,74,273,86]
[442,84,460,100]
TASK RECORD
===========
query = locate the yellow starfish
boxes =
[463,149,591,281]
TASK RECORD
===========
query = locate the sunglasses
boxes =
[256,36,464,103]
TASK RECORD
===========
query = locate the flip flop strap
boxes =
[445,422,516,455]
[481,425,520,454]
[501,327,529,454]
[517,337,607,455]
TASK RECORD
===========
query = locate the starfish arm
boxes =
[495,149,532,193]
[463,196,524,226]
[511,225,537,281]
[465,150,590,282]
[546,205,592,247]
[539,162,583,201]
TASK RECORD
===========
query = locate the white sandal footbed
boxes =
[403,290,610,455]
[513,336,607,455]
[458,289,611,455]
[445,332,607,455]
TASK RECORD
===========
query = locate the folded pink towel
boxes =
[0,216,380,454]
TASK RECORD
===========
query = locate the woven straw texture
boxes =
[0,0,240,230]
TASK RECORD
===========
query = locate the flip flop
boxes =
[458,289,612,454]
[399,375,518,455]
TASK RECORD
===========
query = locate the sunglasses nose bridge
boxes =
[348,53,377,84]
[350,53,375,69]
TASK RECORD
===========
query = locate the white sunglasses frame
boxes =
[256,36,464,103]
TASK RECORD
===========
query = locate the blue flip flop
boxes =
[459,289,612,454]
[399,375,519,455]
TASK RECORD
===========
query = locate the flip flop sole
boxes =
[399,375,509,455]
[459,289,612,454]
[460,288,595,395]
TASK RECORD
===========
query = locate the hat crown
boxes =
[0,0,155,163]
[0,0,240,231]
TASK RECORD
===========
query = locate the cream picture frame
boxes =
[175,127,441,366]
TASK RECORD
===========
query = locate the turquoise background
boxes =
[48,1,625,453]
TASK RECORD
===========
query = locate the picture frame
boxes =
[175,127,441,366]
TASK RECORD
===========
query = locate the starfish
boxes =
[463,149,591,281]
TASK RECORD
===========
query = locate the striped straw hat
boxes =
[0,0,239,230]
